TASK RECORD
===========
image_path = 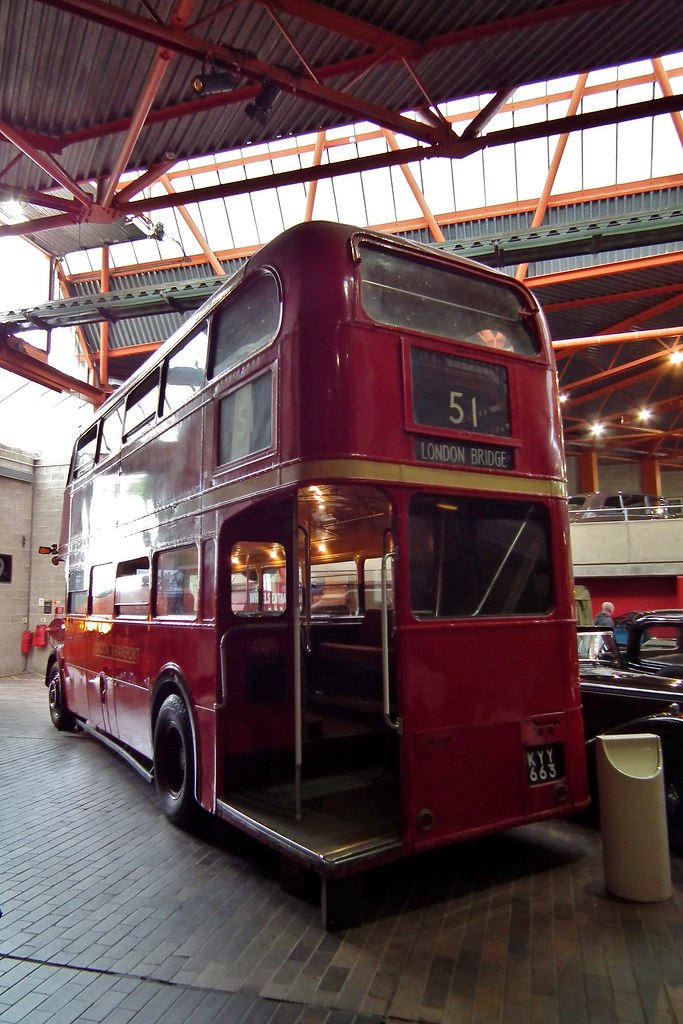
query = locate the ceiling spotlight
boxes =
[191,71,239,96]
[245,81,280,125]
[670,348,683,365]
[590,423,604,437]
[638,408,651,421]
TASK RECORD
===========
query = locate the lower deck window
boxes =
[67,569,87,615]
[409,494,553,618]
[155,546,198,617]
[115,557,150,617]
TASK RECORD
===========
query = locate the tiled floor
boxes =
[1,673,683,1023]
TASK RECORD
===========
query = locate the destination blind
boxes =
[409,346,511,438]
[414,435,514,470]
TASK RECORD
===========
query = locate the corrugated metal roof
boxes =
[3,0,683,198]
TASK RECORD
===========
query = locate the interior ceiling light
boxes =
[590,423,604,436]
[670,349,683,365]
[245,81,280,125]
[638,408,652,421]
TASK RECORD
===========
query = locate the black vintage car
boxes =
[615,610,683,676]
[578,626,683,849]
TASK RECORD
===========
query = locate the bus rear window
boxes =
[359,243,539,356]
[408,495,553,618]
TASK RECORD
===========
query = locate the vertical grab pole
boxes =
[293,521,303,820]
[294,522,311,821]
[381,551,402,733]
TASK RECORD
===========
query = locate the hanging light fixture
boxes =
[245,81,281,125]
[191,69,239,96]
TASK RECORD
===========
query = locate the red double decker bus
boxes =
[46,221,588,927]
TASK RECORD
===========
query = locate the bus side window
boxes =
[90,563,114,616]
[209,273,281,379]
[218,372,273,465]
[98,404,123,462]
[161,327,209,417]
[115,557,150,617]
[154,546,198,617]
[231,542,286,616]
[72,424,98,480]
[123,370,160,442]
[67,569,87,614]
[201,539,215,620]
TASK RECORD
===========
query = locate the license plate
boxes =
[525,743,564,786]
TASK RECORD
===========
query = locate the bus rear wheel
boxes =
[48,663,75,731]
[153,694,197,828]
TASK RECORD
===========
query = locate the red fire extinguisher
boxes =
[33,624,48,648]
[21,630,33,654]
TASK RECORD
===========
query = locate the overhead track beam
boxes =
[4,210,683,332]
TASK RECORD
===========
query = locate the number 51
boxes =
[450,391,478,427]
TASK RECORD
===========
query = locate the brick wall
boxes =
[0,445,68,677]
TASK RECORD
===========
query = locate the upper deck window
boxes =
[359,243,540,356]
[209,273,280,379]
[98,404,123,462]
[162,327,208,417]
[72,424,98,480]
[123,369,160,441]
[218,372,273,466]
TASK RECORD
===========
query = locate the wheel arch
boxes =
[150,664,201,804]
[44,650,60,688]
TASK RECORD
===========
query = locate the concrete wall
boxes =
[0,446,35,675]
[27,460,68,677]
[0,445,67,677]
[570,518,683,578]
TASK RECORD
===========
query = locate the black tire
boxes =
[47,663,75,732]
[153,694,198,828]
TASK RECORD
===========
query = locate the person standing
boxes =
[594,601,615,628]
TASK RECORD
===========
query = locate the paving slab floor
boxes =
[2,673,683,1024]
